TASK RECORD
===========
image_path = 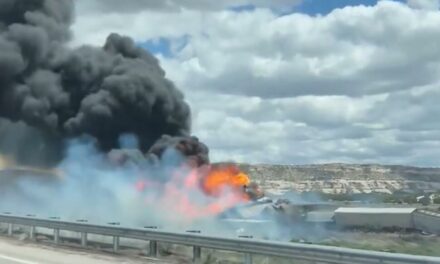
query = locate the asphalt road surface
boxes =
[0,238,168,264]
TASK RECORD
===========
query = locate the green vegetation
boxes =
[200,249,309,264]
[199,234,440,264]
[320,235,440,257]
[383,194,418,204]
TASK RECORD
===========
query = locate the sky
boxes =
[72,0,440,166]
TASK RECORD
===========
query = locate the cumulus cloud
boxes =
[74,1,440,97]
[407,0,439,10]
[72,0,440,166]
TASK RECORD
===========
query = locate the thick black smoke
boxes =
[148,135,209,167]
[0,0,201,166]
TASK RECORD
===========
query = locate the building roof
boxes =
[334,207,417,214]
[417,209,440,218]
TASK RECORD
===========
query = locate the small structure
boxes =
[416,194,435,205]
[334,207,417,230]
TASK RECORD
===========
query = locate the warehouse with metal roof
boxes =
[334,207,417,229]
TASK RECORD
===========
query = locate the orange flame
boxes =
[202,165,250,197]
[135,164,251,222]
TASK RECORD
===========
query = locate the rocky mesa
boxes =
[217,163,440,195]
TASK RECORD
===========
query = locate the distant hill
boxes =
[215,163,440,183]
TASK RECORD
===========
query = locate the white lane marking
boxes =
[0,254,40,264]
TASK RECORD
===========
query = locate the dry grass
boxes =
[320,232,440,257]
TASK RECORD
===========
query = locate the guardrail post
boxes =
[53,229,60,244]
[29,226,36,240]
[149,240,157,257]
[193,246,201,263]
[80,232,87,247]
[113,236,119,252]
[7,223,12,236]
[244,253,253,264]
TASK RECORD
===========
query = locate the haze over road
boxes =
[0,238,166,264]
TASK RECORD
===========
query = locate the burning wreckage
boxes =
[0,0,302,236]
[0,134,265,224]
[0,0,266,226]
[108,135,266,216]
[6,0,436,241]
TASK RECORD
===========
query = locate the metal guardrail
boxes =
[1,213,440,264]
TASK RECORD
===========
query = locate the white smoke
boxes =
[0,136,249,234]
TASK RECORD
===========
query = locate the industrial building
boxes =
[334,207,440,234]
[223,199,440,235]
[334,207,417,229]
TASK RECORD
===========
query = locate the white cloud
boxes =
[72,0,440,166]
[407,0,439,10]
[73,1,440,96]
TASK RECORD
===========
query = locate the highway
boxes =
[0,238,166,264]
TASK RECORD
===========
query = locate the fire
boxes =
[135,164,252,222]
[202,165,250,197]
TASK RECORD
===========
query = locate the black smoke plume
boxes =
[0,0,201,166]
[148,135,209,167]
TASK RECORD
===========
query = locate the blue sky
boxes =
[228,0,404,16]
[297,0,378,15]
[295,0,404,15]
[139,38,172,58]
